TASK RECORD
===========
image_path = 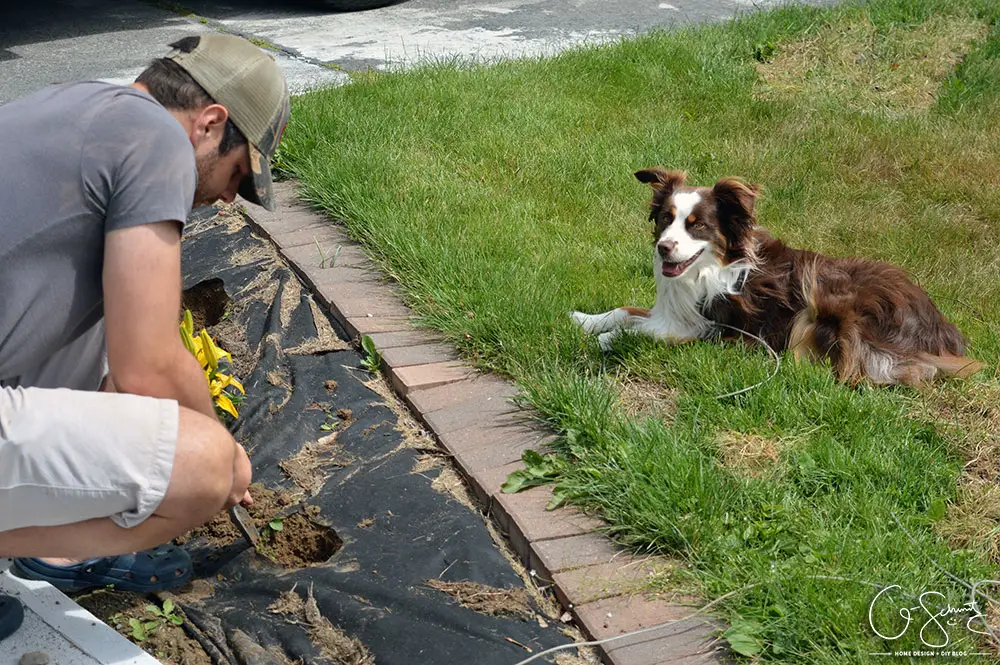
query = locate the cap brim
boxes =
[238,143,276,212]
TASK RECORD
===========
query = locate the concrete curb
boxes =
[241,181,726,665]
[0,560,162,665]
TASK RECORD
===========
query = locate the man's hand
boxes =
[235,442,253,508]
[222,442,254,510]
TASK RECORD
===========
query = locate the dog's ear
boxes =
[634,168,686,195]
[636,169,687,226]
[713,177,759,231]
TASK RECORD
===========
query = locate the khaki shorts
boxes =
[0,321,179,532]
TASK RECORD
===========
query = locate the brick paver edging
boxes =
[240,181,726,665]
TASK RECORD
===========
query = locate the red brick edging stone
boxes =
[241,181,726,665]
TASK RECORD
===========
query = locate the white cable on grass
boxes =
[712,323,782,400]
[891,512,1000,647]
[970,579,1000,647]
[508,584,758,665]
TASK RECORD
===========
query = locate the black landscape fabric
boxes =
[172,205,574,665]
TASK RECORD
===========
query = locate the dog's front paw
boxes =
[570,311,597,333]
[597,331,617,352]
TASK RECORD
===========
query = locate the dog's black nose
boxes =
[657,240,677,258]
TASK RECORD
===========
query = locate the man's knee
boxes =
[161,407,241,519]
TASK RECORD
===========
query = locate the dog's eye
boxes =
[688,220,705,230]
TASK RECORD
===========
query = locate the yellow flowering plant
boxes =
[180,309,245,420]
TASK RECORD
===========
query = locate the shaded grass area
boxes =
[280,0,1000,661]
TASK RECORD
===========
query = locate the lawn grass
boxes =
[278,0,1000,660]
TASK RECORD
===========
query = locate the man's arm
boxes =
[102,220,217,420]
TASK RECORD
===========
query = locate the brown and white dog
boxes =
[570,168,983,386]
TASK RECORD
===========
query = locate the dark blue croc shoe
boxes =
[0,595,24,642]
[12,544,192,593]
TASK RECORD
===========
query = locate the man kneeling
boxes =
[0,33,290,592]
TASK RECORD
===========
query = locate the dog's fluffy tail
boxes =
[885,353,984,387]
[918,353,984,379]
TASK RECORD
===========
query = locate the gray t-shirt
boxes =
[0,82,197,381]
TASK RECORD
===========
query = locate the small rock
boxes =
[20,652,50,665]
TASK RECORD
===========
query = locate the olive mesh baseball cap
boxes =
[167,34,291,211]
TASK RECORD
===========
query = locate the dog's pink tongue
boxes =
[662,261,684,277]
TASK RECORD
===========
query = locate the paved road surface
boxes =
[0,0,822,104]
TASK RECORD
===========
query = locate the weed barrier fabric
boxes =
[175,207,573,665]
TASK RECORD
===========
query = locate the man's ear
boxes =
[713,176,759,245]
[634,168,686,196]
[191,104,229,149]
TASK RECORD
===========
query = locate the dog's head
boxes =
[634,168,759,278]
